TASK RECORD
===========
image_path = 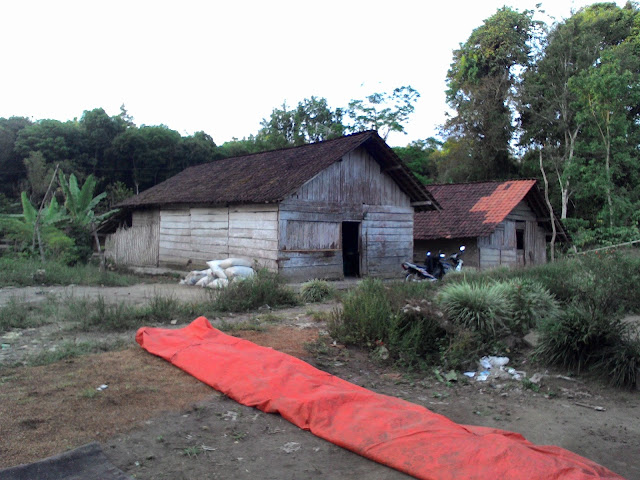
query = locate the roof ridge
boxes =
[427,178,536,188]
[217,130,376,161]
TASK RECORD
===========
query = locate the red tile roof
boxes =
[415,180,545,240]
[118,131,438,211]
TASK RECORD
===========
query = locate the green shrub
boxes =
[438,282,511,339]
[387,304,447,369]
[299,279,335,303]
[212,269,298,313]
[444,252,640,317]
[503,278,559,335]
[440,328,483,371]
[594,339,640,389]
[536,305,630,373]
[328,278,392,345]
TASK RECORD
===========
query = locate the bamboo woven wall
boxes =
[105,223,159,267]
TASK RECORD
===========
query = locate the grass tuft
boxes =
[437,282,511,339]
[299,279,335,303]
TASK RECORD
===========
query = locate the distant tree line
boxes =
[2,2,639,249]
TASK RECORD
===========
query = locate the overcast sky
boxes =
[0,0,627,147]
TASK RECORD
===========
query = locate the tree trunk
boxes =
[604,120,613,228]
[540,149,557,262]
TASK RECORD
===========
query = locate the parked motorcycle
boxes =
[402,245,465,282]
[402,259,438,282]
[432,245,466,279]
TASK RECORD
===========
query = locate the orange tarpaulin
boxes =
[136,317,624,480]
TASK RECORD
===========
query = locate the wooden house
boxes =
[413,180,569,269]
[107,131,438,281]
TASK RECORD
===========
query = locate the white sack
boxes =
[206,260,228,279]
[206,278,229,289]
[195,275,210,287]
[183,270,209,285]
[206,260,222,270]
[224,266,255,280]
[219,258,253,269]
[211,265,227,279]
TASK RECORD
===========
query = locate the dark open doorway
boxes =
[342,222,360,277]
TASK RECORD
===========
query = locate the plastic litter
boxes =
[480,356,510,369]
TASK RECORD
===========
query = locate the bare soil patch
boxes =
[1,284,638,479]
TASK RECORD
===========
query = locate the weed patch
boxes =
[212,269,298,313]
[0,298,42,332]
[27,340,125,366]
[0,257,139,287]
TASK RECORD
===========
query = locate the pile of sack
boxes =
[180,258,255,289]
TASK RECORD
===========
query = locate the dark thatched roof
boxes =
[414,180,569,241]
[118,131,439,211]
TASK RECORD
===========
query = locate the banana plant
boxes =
[0,193,68,260]
[57,172,118,264]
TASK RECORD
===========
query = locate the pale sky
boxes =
[0,0,627,147]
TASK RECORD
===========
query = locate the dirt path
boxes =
[1,284,638,479]
[0,283,213,307]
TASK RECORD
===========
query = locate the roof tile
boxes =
[118,131,437,210]
[414,180,537,240]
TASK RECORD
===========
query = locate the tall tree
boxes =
[519,2,638,220]
[347,86,419,141]
[179,131,221,169]
[257,97,345,149]
[0,116,32,196]
[14,119,89,177]
[80,108,126,173]
[393,138,441,184]
[107,125,182,193]
[445,7,534,180]
[570,39,640,228]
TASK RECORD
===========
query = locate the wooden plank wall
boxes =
[279,147,413,280]
[229,205,278,270]
[507,201,547,266]
[478,222,517,269]
[157,205,278,269]
[363,205,413,277]
[478,201,548,269]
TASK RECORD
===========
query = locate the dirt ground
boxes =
[0,284,638,479]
